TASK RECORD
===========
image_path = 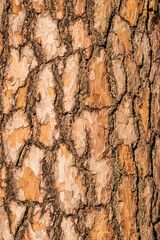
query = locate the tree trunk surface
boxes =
[0,0,160,239]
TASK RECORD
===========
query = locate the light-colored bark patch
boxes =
[63,53,79,112]
[116,95,137,146]
[55,144,86,214]
[36,64,59,146]
[94,0,112,33]
[24,221,49,240]
[35,13,66,61]
[61,217,79,240]
[112,59,126,96]
[72,116,86,157]
[83,109,112,204]
[112,15,132,55]
[74,0,86,16]
[0,199,14,240]
[9,201,26,235]
[9,5,25,47]
[30,205,50,238]
[3,45,37,114]
[84,109,109,161]
[70,19,91,51]
[3,110,31,165]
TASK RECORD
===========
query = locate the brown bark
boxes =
[0,0,160,239]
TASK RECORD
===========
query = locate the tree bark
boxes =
[0,0,160,239]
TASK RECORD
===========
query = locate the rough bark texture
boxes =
[0,0,160,239]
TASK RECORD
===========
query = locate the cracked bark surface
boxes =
[0,0,160,239]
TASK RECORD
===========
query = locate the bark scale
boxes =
[0,0,160,239]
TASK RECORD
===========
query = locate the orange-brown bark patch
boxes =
[6,89,13,99]
[23,229,32,240]
[8,126,30,148]
[12,31,24,46]
[118,144,136,175]
[16,81,29,109]
[60,144,69,159]
[63,72,70,88]
[3,103,11,114]
[54,0,65,20]
[0,167,7,182]
[113,15,132,55]
[135,145,151,178]
[39,122,51,146]
[139,87,150,139]
[0,188,7,198]
[0,33,3,55]
[84,46,93,59]
[12,0,21,15]
[33,0,45,13]
[11,214,17,234]
[86,50,111,108]
[19,167,41,202]
[117,177,137,240]
[120,0,143,26]
[75,0,86,16]
[149,0,158,10]
[47,86,56,102]
[90,209,113,240]
[32,222,45,232]
[85,109,109,161]
[117,27,132,55]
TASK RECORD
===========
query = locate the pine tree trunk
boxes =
[0,0,160,239]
